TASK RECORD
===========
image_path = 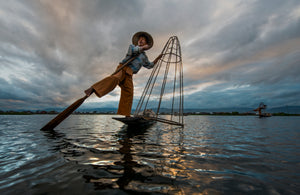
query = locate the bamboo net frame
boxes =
[134,36,184,126]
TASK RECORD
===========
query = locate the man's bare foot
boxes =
[84,87,94,97]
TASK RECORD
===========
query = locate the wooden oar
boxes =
[41,95,88,130]
[40,56,138,131]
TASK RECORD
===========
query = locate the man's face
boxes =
[138,36,147,46]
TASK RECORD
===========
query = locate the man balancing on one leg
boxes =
[84,31,162,118]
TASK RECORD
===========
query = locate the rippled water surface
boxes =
[0,115,299,194]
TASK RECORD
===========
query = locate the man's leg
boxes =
[85,64,124,98]
[117,73,133,117]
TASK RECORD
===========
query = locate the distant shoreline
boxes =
[1,111,299,116]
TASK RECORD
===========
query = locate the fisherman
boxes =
[84,32,162,118]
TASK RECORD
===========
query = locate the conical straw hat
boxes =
[132,31,153,50]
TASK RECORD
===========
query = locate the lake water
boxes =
[0,115,299,194]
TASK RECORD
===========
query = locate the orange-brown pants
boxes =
[91,64,134,116]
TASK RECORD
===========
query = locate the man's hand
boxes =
[153,54,163,64]
[141,44,150,51]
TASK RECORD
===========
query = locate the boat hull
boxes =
[112,116,155,127]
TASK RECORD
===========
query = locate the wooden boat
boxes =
[113,115,184,127]
[112,116,155,127]
[258,113,272,117]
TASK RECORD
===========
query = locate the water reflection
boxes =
[2,115,298,194]
[40,116,271,194]
[115,125,147,189]
[44,121,187,193]
[81,124,185,193]
[79,125,149,190]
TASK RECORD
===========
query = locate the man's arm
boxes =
[143,54,163,70]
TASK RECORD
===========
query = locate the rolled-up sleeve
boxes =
[143,61,154,69]
[127,44,142,56]
[141,54,154,69]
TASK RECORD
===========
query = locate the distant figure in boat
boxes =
[253,102,272,117]
[84,32,162,118]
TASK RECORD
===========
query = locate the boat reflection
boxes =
[42,122,186,193]
[115,125,146,189]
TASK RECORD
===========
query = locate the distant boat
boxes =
[253,102,272,117]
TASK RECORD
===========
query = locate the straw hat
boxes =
[132,31,153,50]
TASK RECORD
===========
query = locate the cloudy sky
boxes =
[1,0,300,111]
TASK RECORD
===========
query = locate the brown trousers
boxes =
[92,64,134,116]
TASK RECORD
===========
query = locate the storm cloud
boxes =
[1,0,300,111]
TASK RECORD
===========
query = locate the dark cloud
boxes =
[1,0,300,111]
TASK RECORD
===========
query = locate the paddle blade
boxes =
[41,96,88,131]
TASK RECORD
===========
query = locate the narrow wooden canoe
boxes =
[112,116,155,127]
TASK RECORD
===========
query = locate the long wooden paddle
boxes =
[40,95,88,130]
[40,56,138,131]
